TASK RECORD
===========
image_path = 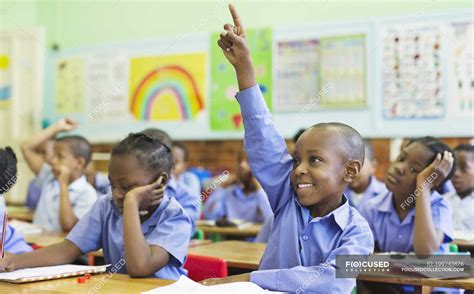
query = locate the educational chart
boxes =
[54,58,85,114]
[86,52,130,123]
[129,53,206,121]
[274,39,319,112]
[382,24,445,119]
[451,22,474,117]
[319,34,366,108]
[210,28,272,131]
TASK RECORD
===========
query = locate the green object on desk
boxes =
[192,229,204,240]
[449,243,459,253]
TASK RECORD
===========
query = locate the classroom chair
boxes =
[183,254,228,282]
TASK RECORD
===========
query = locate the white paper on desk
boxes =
[0,264,108,281]
[142,275,285,293]
[8,219,43,235]
[453,230,474,241]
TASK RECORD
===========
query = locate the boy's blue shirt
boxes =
[235,85,374,293]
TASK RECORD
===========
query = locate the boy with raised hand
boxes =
[203,5,374,292]
[21,118,97,232]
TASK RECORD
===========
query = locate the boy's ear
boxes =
[343,160,362,183]
[76,157,87,170]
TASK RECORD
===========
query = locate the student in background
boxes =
[401,137,455,195]
[445,144,474,234]
[171,142,201,196]
[20,119,97,232]
[85,161,110,196]
[140,128,200,232]
[203,150,272,223]
[0,132,192,279]
[359,137,456,293]
[0,147,33,254]
[25,139,55,209]
[344,140,387,209]
[203,5,374,292]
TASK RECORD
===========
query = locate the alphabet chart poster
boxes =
[381,23,445,119]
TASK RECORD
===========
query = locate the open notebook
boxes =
[0,264,109,283]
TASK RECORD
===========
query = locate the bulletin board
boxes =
[42,11,473,143]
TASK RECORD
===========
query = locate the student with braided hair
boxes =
[0,132,192,279]
[0,146,33,254]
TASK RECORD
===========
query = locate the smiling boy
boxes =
[203,5,374,292]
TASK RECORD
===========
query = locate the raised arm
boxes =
[219,4,293,212]
[21,118,77,175]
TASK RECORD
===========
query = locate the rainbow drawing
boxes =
[129,53,206,121]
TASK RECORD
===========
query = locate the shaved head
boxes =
[304,122,365,165]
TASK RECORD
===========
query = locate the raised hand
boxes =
[416,151,454,190]
[55,118,78,132]
[218,4,251,69]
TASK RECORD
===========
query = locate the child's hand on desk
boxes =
[200,273,250,286]
[54,118,78,132]
[0,253,17,272]
[125,176,165,211]
[416,151,454,190]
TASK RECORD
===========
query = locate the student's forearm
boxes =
[123,199,169,277]
[21,124,59,174]
[235,61,257,91]
[59,183,79,232]
[413,189,439,254]
[13,241,81,270]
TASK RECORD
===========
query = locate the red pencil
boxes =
[0,211,8,258]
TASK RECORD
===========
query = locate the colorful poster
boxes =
[210,28,272,131]
[275,39,319,112]
[55,58,85,114]
[319,34,366,108]
[129,53,206,121]
[86,52,130,123]
[382,24,445,119]
[0,35,12,109]
[451,22,474,117]
[0,54,12,108]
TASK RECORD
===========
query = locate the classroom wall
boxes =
[2,0,473,50]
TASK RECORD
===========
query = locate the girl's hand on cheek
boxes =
[125,176,165,210]
[416,151,454,190]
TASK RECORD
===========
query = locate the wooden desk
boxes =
[7,206,34,222]
[188,241,266,270]
[454,239,474,254]
[25,232,66,247]
[0,273,173,293]
[197,224,262,237]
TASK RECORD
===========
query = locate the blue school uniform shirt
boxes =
[25,180,42,209]
[359,191,453,253]
[176,171,201,197]
[66,193,192,280]
[236,85,374,293]
[204,185,272,223]
[0,197,33,254]
[344,176,387,209]
[33,164,98,232]
[166,176,199,233]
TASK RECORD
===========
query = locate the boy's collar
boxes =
[300,195,350,230]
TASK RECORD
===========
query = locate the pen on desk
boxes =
[1,211,7,258]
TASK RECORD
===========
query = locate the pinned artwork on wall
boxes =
[210,28,272,131]
[129,53,206,121]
